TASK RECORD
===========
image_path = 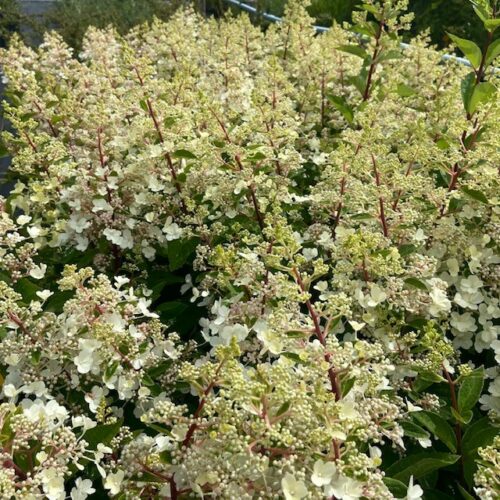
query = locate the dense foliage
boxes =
[243,0,498,48]
[0,0,499,498]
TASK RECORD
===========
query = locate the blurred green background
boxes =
[0,0,495,51]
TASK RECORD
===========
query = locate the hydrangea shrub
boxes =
[0,0,499,498]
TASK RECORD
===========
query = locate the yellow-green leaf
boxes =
[469,82,497,114]
[448,33,482,68]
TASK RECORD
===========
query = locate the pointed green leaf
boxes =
[282,352,307,364]
[396,83,417,97]
[458,367,485,412]
[457,483,475,500]
[448,34,482,68]
[83,420,122,449]
[275,401,291,417]
[412,411,457,452]
[462,417,499,487]
[484,19,500,32]
[377,50,403,63]
[163,117,176,128]
[361,3,379,16]
[383,477,407,498]
[404,278,428,291]
[471,0,492,20]
[351,22,377,38]
[451,407,473,425]
[341,377,356,397]
[460,72,476,113]
[14,278,42,302]
[462,418,498,454]
[460,187,488,204]
[485,39,500,66]
[469,82,496,114]
[337,44,368,59]
[167,237,199,271]
[385,452,460,483]
[327,95,354,124]
[156,301,189,319]
[172,149,196,160]
[401,420,431,439]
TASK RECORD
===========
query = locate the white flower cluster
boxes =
[0,0,498,498]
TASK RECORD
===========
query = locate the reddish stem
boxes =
[182,361,225,448]
[371,153,389,237]
[363,18,385,101]
[97,128,122,271]
[332,144,361,238]
[392,161,414,211]
[292,268,342,401]
[134,67,186,213]
[211,109,266,231]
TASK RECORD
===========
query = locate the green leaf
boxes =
[458,367,484,413]
[376,50,403,63]
[436,137,450,150]
[167,238,199,271]
[460,72,476,113]
[172,149,197,160]
[350,212,373,220]
[139,99,149,112]
[412,411,457,452]
[327,95,354,124]
[341,377,356,398]
[398,244,417,256]
[411,365,446,383]
[485,39,500,66]
[447,33,482,68]
[404,278,428,291]
[45,290,74,314]
[51,115,65,125]
[396,83,417,98]
[471,0,492,23]
[462,417,499,455]
[336,44,368,59]
[469,82,497,114]
[448,196,463,214]
[351,22,377,38]
[281,352,306,364]
[14,278,42,302]
[349,67,369,96]
[385,452,459,483]
[465,126,487,149]
[484,19,500,32]
[285,330,309,338]
[104,362,119,382]
[460,187,488,204]
[451,407,473,425]
[83,420,122,449]
[163,117,176,128]
[156,301,189,319]
[383,477,407,498]
[401,420,431,439]
[31,350,41,365]
[457,483,475,500]
[462,418,499,487]
[275,401,291,417]
[361,3,379,16]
